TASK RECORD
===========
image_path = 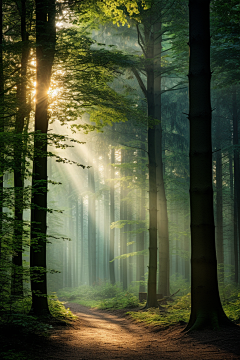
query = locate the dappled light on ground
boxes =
[37,303,240,360]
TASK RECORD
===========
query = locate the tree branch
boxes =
[131,67,147,98]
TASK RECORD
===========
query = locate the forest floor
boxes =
[2,302,240,359]
[38,302,240,359]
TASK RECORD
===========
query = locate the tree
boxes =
[12,0,31,297]
[30,0,56,316]
[186,0,230,331]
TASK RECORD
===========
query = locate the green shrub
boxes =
[57,283,139,310]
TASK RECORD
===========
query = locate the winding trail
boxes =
[39,303,240,360]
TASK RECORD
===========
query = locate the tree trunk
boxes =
[215,107,224,283]
[186,0,230,330]
[12,0,30,296]
[136,186,145,293]
[122,181,128,290]
[80,195,84,284]
[154,20,170,298]
[127,191,133,286]
[183,207,190,282]
[146,22,158,308]
[30,0,56,316]
[88,165,96,286]
[120,148,125,287]
[0,0,4,265]
[109,135,116,285]
[233,86,239,285]
[103,151,110,281]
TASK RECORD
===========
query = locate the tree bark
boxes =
[12,0,30,297]
[0,0,4,265]
[88,165,96,285]
[30,0,56,316]
[109,134,116,285]
[137,133,146,293]
[145,20,158,308]
[186,0,230,330]
[215,106,224,283]
[233,86,239,285]
[103,151,110,281]
[154,20,170,298]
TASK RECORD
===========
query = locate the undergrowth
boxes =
[58,283,139,309]
[58,280,240,327]
[128,290,240,328]
[0,294,76,360]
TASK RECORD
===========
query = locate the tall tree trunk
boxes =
[136,186,145,293]
[154,20,170,298]
[120,148,125,286]
[127,192,133,286]
[88,165,96,285]
[186,0,230,330]
[146,21,158,308]
[233,86,239,285]
[67,187,73,288]
[30,0,56,316]
[122,179,128,290]
[109,134,116,285]
[103,151,110,281]
[75,198,79,286]
[80,195,84,284]
[215,107,224,283]
[0,0,4,265]
[12,0,30,296]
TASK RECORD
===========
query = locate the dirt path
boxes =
[38,303,240,360]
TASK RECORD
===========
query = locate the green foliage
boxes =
[128,293,191,327]
[223,293,240,322]
[128,290,240,327]
[48,294,77,320]
[170,273,190,296]
[58,283,139,309]
[0,294,75,330]
[0,350,29,360]
[99,291,139,309]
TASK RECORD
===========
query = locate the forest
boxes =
[0,0,240,359]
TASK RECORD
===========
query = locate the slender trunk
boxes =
[122,180,128,290]
[186,0,229,330]
[154,20,170,297]
[146,22,158,308]
[120,148,125,286]
[127,192,133,286]
[88,166,96,285]
[67,188,73,288]
[215,109,224,282]
[30,0,56,316]
[137,186,145,293]
[104,151,110,281]
[0,0,4,264]
[12,0,30,296]
[80,195,84,284]
[109,135,116,285]
[137,132,146,293]
[75,198,79,286]
[175,210,179,275]
[233,86,239,284]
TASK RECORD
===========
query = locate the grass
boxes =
[128,289,240,328]
[58,280,240,328]
[58,283,139,310]
[127,293,191,327]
